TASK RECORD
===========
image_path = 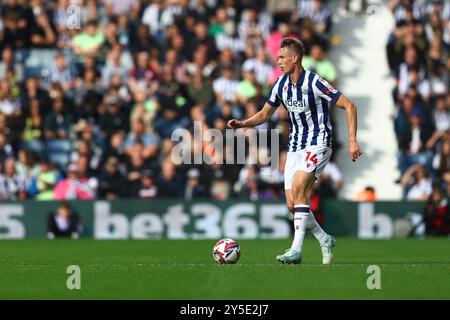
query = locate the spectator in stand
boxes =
[242,48,273,86]
[0,157,28,200]
[302,43,337,85]
[0,132,14,164]
[15,148,37,180]
[241,175,260,201]
[185,46,216,78]
[0,45,24,82]
[394,95,417,140]
[126,144,152,196]
[141,0,166,40]
[186,70,215,108]
[433,95,449,133]
[72,20,105,63]
[156,158,185,197]
[423,183,449,236]
[47,52,75,93]
[54,162,95,200]
[0,79,21,119]
[129,88,158,133]
[265,22,296,64]
[236,68,258,105]
[398,109,434,176]
[73,65,104,121]
[184,168,209,200]
[47,203,82,239]
[29,157,61,200]
[402,164,433,201]
[129,50,159,94]
[30,12,56,48]
[98,156,127,199]
[1,0,33,48]
[213,65,240,106]
[237,7,270,48]
[431,132,450,177]
[21,76,51,118]
[43,97,73,140]
[154,65,190,138]
[99,95,129,138]
[299,25,327,56]
[101,131,125,165]
[101,45,130,88]
[136,168,158,199]
[104,0,140,20]
[130,23,156,54]
[21,98,44,155]
[294,0,332,33]
[123,118,160,160]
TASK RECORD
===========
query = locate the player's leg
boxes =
[276,153,302,264]
[289,170,320,253]
[305,146,336,264]
[291,169,336,265]
[285,188,295,218]
[277,147,336,265]
[277,171,318,264]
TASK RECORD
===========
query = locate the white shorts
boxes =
[284,145,332,190]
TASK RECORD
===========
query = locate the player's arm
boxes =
[227,103,277,128]
[335,95,363,162]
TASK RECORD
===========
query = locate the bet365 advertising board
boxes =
[0,200,426,239]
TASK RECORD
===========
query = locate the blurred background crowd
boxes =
[387,0,449,209]
[0,0,345,208]
[0,0,448,216]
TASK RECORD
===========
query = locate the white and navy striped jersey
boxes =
[267,69,341,152]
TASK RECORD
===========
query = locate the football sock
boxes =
[307,211,328,246]
[290,204,309,253]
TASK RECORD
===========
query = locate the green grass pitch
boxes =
[0,238,449,299]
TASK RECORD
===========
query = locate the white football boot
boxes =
[321,235,336,265]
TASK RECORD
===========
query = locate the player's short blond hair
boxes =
[280,38,305,63]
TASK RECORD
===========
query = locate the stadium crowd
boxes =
[387,0,449,214]
[0,0,345,205]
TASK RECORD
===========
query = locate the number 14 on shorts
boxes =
[305,151,318,168]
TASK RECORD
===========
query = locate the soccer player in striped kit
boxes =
[227,38,363,265]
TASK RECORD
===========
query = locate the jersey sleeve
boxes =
[266,78,282,108]
[314,76,342,104]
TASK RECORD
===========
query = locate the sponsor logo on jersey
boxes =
[286,98,308,113]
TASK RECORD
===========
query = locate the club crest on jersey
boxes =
[301,87,308,95]
[286,98,307,113]
[318,77,337,95]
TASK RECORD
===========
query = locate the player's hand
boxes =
[227,119,243,129]
[349,140,363,162]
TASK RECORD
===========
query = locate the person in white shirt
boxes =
[402,164,433,201]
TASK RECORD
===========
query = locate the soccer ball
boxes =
[213,238,240,264]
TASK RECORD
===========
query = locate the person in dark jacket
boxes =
[47,203,82,239]
[184,168,209,200]
[98,156,128,199]
[398,110,434,176]
[423,183,449,236]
